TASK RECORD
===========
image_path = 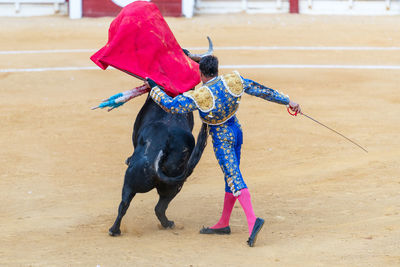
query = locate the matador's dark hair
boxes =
[199,55,219,78]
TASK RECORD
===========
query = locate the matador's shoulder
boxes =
[183,86,215,112]
[221,71,244,97]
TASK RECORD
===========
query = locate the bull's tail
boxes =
[154,150,187,185]
[154,123,208,185]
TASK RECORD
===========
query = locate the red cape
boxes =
[90,1,200,97]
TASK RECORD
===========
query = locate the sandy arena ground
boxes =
[1,13,399,266]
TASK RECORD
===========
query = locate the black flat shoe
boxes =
[247,218,265,247]
[199,226,231,235]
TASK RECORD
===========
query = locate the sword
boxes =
[287,107,368,153]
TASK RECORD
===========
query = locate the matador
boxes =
[145,55,301,247]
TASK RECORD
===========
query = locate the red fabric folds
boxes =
[91,1,200,97]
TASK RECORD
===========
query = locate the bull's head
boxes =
[183,36,214,63]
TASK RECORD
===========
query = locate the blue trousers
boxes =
[209,116,247,193]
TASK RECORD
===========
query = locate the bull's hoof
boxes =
[108,228,121,236]
[159,220,175,229]
[167,221,175,229]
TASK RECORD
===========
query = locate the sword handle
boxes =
[287,106,299,116]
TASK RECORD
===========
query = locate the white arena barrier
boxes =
[0,0,67,16]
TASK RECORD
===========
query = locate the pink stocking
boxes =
[237,188,257,235]
[211,192,237,229]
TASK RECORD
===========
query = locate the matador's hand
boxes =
[146,77,158,89]
[288,100,302,115]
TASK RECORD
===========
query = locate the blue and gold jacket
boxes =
[150,71,290,125]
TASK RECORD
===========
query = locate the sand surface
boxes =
[1,14,399,266]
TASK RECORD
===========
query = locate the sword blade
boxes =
[301,113,368,153]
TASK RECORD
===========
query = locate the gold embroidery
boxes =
[184,86,214,112]
[200,104,239,125]
[222,72,244,96]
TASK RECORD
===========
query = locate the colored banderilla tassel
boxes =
[92,85,149,112]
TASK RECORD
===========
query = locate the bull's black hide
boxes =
[109,95,208,236]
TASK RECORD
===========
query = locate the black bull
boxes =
[108,95,208,236]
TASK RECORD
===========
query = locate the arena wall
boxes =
[0,0,68,16]
[82,0,182,17]
[0,0,399,17]
[196,0,400,15]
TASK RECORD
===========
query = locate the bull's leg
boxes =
[109,187,136,236]
[155,186,181,229]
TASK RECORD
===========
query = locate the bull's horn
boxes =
[187,36,214,62]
